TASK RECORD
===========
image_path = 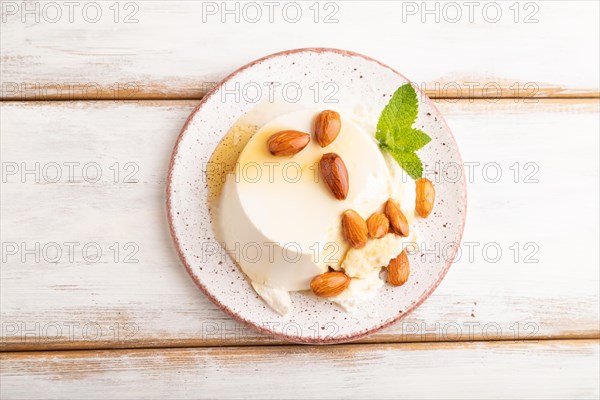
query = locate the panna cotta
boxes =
[218,108,418,315]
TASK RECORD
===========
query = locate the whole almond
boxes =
[415,178,435,218]
[385,198,409,237]
[314,110,341,147]
[388,250,410,286]
[311,271,351,297]
[341,209,368,248]
[319,153,349,200]
[267,130,310,156]
[367,212,389,239]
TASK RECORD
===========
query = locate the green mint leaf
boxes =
[376,84,419,146]
[391,128,431,152]
[375,84,432,179]
[384,147,423,180]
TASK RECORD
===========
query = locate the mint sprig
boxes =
[376,84,431,180]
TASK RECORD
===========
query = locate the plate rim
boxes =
[166,47,468,344]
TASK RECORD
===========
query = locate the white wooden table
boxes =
[1,1,599,398]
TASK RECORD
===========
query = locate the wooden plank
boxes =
[1,99,598,350]
[1,340,598,399]
[1,1,598,100]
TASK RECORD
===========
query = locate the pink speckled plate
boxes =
[167,48,466,344]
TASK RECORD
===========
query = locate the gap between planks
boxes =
[1,95,599,103]
[2,332,599,354]
[1,338,599,360]
[2,97,599,107]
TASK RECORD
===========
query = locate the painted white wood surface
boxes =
[2,2,598,398]
[1,1,599,100]
[1,99,598,350]
[1,340,598,399]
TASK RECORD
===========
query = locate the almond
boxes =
[388,250,410,286]
[367,212,389,239]
[319,152,349,200]
[341,209,368,248]
[311,271,351,297]
[314,110,341,147]
[267,130,310,156]
[415,178,435,218]
[385,198,409,237]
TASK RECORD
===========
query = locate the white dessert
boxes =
[218,109,417,315]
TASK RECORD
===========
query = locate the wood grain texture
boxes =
[1,1,598,100]
[1,99,599,351]
[1,340,599,399]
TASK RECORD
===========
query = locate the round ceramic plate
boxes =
[167,48,467,344]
